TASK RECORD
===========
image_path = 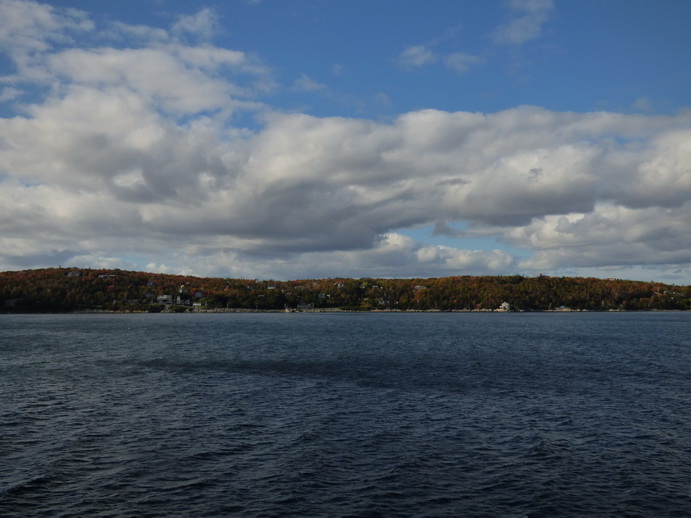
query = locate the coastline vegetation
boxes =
[1,267,690,313]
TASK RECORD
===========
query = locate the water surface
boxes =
[2,312,691,517]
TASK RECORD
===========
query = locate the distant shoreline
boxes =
[4,307,688,315]
[3,268,690,312]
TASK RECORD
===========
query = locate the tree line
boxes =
[1,268,690,312]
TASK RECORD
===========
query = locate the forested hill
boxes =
[1,268,690,313]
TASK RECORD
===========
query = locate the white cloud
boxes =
[106,21,169,44]
[0,87,21,102]
[0,0,93,55]
[509,199,691,271]
[292,73,327,92]
[416,244,513,271]
[2,0,691,281]
[44,46,262,116]
[492,0,554,46]
[396,0,548,79]
[171,8,218,42]
[4,94,691,278]
[633,97,654,113]
[444,52,484,74]
[397,45,438,69]
[0,0,93,83]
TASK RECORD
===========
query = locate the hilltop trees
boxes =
[0,268,689,312]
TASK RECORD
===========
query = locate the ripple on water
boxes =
[2,312,691,516]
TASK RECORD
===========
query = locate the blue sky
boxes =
[1,0,691,281]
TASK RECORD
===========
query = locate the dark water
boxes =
[2,312,691,517]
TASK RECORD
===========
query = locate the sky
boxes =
[1,0,691,282]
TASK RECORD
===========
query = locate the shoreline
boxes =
[4,307,689,315]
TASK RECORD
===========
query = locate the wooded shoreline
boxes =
[2,267,690,313]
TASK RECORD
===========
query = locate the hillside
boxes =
[2,268,690,313]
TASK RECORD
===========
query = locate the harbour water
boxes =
[1,312,691,517]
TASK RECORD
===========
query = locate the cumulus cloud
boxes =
[4,97,691,277]
[0,0,93,55]
[1,0,691,281]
